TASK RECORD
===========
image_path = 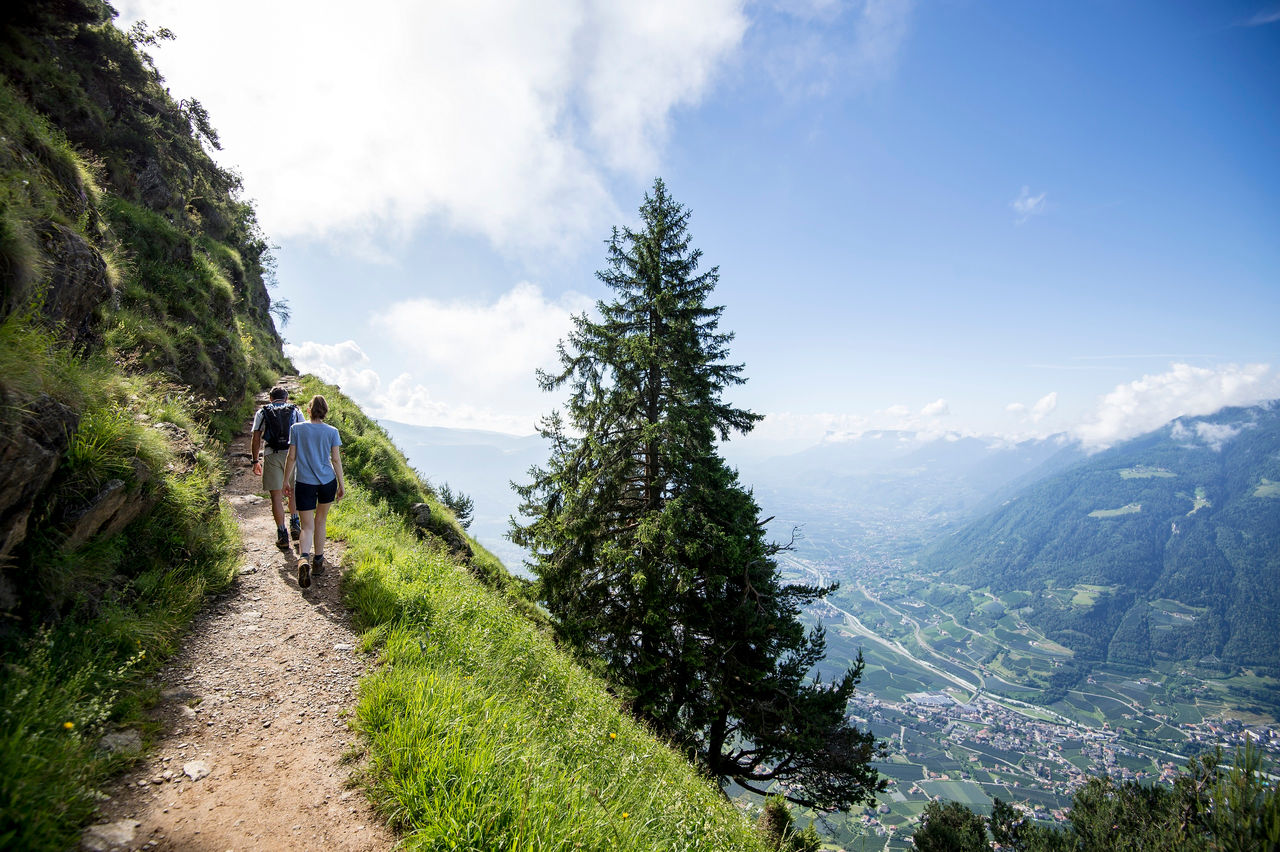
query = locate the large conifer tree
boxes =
[512,179,882,810]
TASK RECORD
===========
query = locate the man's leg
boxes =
[269,489,286,528]
[263,453,291,548]
[287,466,301,541]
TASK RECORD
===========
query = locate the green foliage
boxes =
[916,743,1280,852]
[0,7,287,846]
[513,179,881,811]
[0,386,240,851]
[437,482,475,530]
[913,799,991,852]
[331,487,769,851]
[926,404,1280,697]
[756,796,821,852]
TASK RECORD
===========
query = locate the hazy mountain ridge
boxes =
[923,401,1280,677]
[733,429,1083,561]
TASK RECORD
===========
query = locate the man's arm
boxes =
[251,430,263,476]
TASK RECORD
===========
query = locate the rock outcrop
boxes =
[409,502,473,562]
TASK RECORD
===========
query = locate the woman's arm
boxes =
[330,445,345,501]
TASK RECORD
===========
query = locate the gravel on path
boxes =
[87,388,397,852]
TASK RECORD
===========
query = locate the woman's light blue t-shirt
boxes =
[289,421,342,485]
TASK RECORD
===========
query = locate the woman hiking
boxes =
[282,395,345,588]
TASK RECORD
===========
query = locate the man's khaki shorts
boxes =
[262,451,294,492]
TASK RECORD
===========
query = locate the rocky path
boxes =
[85,390,396,852]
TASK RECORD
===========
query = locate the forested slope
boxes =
[924,403,1280,684]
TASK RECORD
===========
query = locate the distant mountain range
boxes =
[380,419,1088,570]
[729,429,1086,560]
[923,402,1280,676]
[381,403,1280,688]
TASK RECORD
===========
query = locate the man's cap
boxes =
[269,387,288,401]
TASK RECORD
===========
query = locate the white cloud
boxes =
[1244,9,1280,26]
[1073,363,1280,449]
[1030,391,1058,422]
[284,337,544,433]
[372,283,593,385]
[853,0,916,77]
[921,398,949,417]
[286,283,595,433]
[1194,421,1246,452]
[741,411,870,450]
[114,0,746,254]
[763,0,915,96]
[283,340,383,398]
[1011,186,1047,223]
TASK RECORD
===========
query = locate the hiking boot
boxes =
[298,555,312,588]
[290,515,301,541]
[312,554,326,576]
[276,527,290,550]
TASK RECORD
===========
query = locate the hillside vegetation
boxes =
[0,5,781,843]
[1,2,291,847]
[295,377,774,850]
[924,403,1280,706]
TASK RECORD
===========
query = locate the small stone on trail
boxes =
[182,760,211,781]
[80,818,141,851]
[262,720,271,728]
[333,643,354,651]
[97,729,142,755]
[161,687,198,703]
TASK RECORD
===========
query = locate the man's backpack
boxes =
[260,403,296,451]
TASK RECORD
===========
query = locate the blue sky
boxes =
[117,0,1280,452]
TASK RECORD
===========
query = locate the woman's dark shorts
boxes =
[294,478,337,511]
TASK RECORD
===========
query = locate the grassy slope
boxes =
[306,377,768,851]
[0,5,766,846]
[0,5,284,847]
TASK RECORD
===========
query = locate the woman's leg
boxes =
[313,501,331,560]
[298,509,316,557]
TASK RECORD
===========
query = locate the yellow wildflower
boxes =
[63,722,74,730]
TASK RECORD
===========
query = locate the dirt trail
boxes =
[86,385,396,852]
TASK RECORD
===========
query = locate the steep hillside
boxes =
[1,0,288,618]
[0,8,783,849]
[1,3,287,847]
[924,403,1280,684]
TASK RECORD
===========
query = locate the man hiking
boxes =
[251,387,304,549]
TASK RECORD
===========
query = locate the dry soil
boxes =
[86,386,396,852]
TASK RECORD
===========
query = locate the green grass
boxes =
[331,488,768,851]
[1117,466,1175,479]
[0,366,242,851]
[1070,584,1116,607]
[1253,478,1280,499]
[1088,503,1142,518]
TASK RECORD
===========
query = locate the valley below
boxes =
[784,550,1279,849]
[383,407,1280,849]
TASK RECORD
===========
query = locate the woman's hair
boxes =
[308,395,329,421]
